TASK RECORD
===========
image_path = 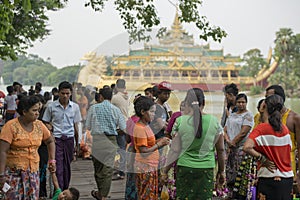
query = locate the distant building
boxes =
[79,11,278,91]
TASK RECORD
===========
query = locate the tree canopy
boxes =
[240,48,267,77]
[1,54,80,86]
[269,28,300,95]
[0,0,65,60]
[0,0,227,60]
[86,0,227,43]
[238,28,300,96]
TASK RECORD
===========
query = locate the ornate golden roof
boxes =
[159,10,194,47]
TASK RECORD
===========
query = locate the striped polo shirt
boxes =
[249,123,293,178]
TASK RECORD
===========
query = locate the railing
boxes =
[102,75,254,83]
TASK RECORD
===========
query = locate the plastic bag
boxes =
[161,185,169,200]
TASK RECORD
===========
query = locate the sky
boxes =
[27,0,300,68]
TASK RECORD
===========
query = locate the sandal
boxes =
[91,190,101,200]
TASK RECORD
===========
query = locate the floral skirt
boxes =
[135,161,158,200]
[4,167,39,200]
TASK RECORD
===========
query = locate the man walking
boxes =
[86,88,126,200]
[111,79,129,179]
[42,81,82,190]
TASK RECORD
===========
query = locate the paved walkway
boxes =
[57,158,223,200]
[69,159,126,200]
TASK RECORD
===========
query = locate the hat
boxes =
[158,81,172,91]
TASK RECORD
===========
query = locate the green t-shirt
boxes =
[172,114,222,168]
[52,188,62,200]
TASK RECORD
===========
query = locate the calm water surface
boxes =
[1,85,298,121]
[128,90,300,120]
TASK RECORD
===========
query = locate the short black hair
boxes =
[152,85,158,98]
[16,95,41,116]
[52,87,58,94]
[44,92,52,101]
[100,88,112,100]
[144,87,153,93]
[58,81,73,92]
[116,79,126,89]
[224,83,239,96]
[266,85,285,102]
[6,85,14,94]
[35,85,41,92]
[35,82,42,88]
[69,187,80,200]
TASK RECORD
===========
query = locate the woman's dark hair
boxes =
[69,187,80,200]
[184,88,205,138]
[265,94,283,132]
[134,96,155,118]
[35,94,45,104]
[133,94,142,105]
[257,98,264,111]
[236,93,248,103]
[16,95,41,116]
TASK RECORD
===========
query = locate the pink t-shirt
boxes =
[166,111,182,134]
[126,115,139,146]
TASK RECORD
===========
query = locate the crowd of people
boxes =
[0,79,299,200]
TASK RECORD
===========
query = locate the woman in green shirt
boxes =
[162,88,226,199]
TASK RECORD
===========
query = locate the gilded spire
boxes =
[159,10,194,46]
[171,9,183,38]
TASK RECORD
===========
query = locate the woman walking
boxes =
[162,88,226,199]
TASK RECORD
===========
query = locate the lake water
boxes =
[1,85,299,120]
[127,90,300,120]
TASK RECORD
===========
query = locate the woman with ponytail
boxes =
[161,88,226,199]
[243,94,293,200]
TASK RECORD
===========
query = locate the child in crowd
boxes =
[3,85,17,122]
[51,172,80,200]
